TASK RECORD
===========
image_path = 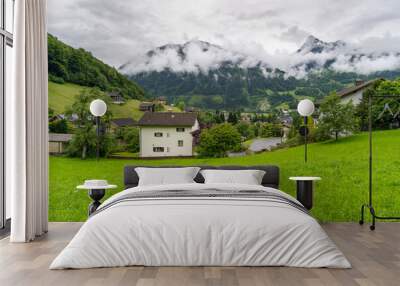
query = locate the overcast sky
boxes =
[48,0,400,70]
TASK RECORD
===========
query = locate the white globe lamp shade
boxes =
[297,99,315,117]
[90,99,107,117]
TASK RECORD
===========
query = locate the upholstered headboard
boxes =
[124,165,280,189]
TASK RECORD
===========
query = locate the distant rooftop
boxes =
[337,79,378,98]
[111,118,137,127]
[139,102,155,107]
[49,133,73,142]
[138,112,197,127]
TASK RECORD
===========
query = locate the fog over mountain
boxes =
[120,35,400,78]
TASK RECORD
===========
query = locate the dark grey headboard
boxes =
[124,165,280,189]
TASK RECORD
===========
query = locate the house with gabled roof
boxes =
[137,112,199,158]
[108,91,124,104]
[139,102,155,112]
[337,79,378,105]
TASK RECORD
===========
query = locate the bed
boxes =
[50,165,350,269]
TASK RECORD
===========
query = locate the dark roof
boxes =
[138,112,197,127]
[184,106,198,112]
[108,91,121,97]
[111,118,137,127]
[337,80,377,98]
[139,102,155,107]
[49,133,73,142]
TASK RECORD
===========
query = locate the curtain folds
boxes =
[9,0,48,242]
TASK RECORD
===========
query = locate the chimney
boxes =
[355,80,365,86]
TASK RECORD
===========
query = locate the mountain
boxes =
[296,35,346,54]
[123,36,400,110]
[48,34,145,100]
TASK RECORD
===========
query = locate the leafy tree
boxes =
[356,79,400,130]
[227,112,239,124]
[198,111,217,125]
[66,88,114,159]
[48,107,55,119]
[49,119,68,134]
[236,121,255,140]
[123,127,140,153]
[197,123,242,157]
[67,126,97,159]
[318,93,359,141]
[213,110,225,123]
[176,101,186,111]
[259,123,282,138]
[48,34,145,99]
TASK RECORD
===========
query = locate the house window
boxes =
[153,147,164,152]
[176,127,185,132]
[154,132,163,137]
[178,140,184,147]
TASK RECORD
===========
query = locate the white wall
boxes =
[140,123,198,157]
[340,90,363,105]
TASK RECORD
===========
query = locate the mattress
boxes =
[50,183,350,269]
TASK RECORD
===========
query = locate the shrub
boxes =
[197,123,242,157]
[49,119,68,133]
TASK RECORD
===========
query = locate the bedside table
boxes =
[77,180,117,216]
[289,177,321,210]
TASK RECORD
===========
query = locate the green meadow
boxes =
[48,81,180,120]
[49,129,400,222]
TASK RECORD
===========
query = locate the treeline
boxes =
[131,63,400,110]
[48,34,145,100]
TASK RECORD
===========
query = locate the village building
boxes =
[49,133,73,154]
[108,91,124,104]
[139,102,155,112]
[137,112,199,158]
[155,96,167,105]
[337,79,378,105]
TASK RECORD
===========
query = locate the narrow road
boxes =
[249,137,282,152]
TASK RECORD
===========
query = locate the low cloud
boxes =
[48,0,400,76]
[121,38,400,78]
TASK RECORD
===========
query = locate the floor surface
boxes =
[0,222,398,286]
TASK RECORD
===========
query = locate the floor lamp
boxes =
[359,93,400,230]
[89,99,107,160]
[297,99,315,163]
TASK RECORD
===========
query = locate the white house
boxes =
[138,112,200,158]
[338,80,378,105]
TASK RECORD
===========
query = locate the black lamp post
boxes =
[297,99,315,163]
[89,99,107,160]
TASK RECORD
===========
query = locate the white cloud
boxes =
[48,0,400,75]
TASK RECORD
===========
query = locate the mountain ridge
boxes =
[124,35,400,110]
[48,34,145,100]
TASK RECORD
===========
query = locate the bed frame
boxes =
[124,165,280,189]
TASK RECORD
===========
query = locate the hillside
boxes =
[48,81,179,120]
[125,37,400,110]
[48,34,145,100]
[49,129,400,221]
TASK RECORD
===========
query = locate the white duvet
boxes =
[50,183,351,269]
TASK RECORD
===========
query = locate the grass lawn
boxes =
[50,129,400,222]
[48,81,180,120]
[48,82,80,114]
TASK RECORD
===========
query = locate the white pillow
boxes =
[135,167,200,186]
[200,169,266,185]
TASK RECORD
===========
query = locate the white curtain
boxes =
[8,0,48,242]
